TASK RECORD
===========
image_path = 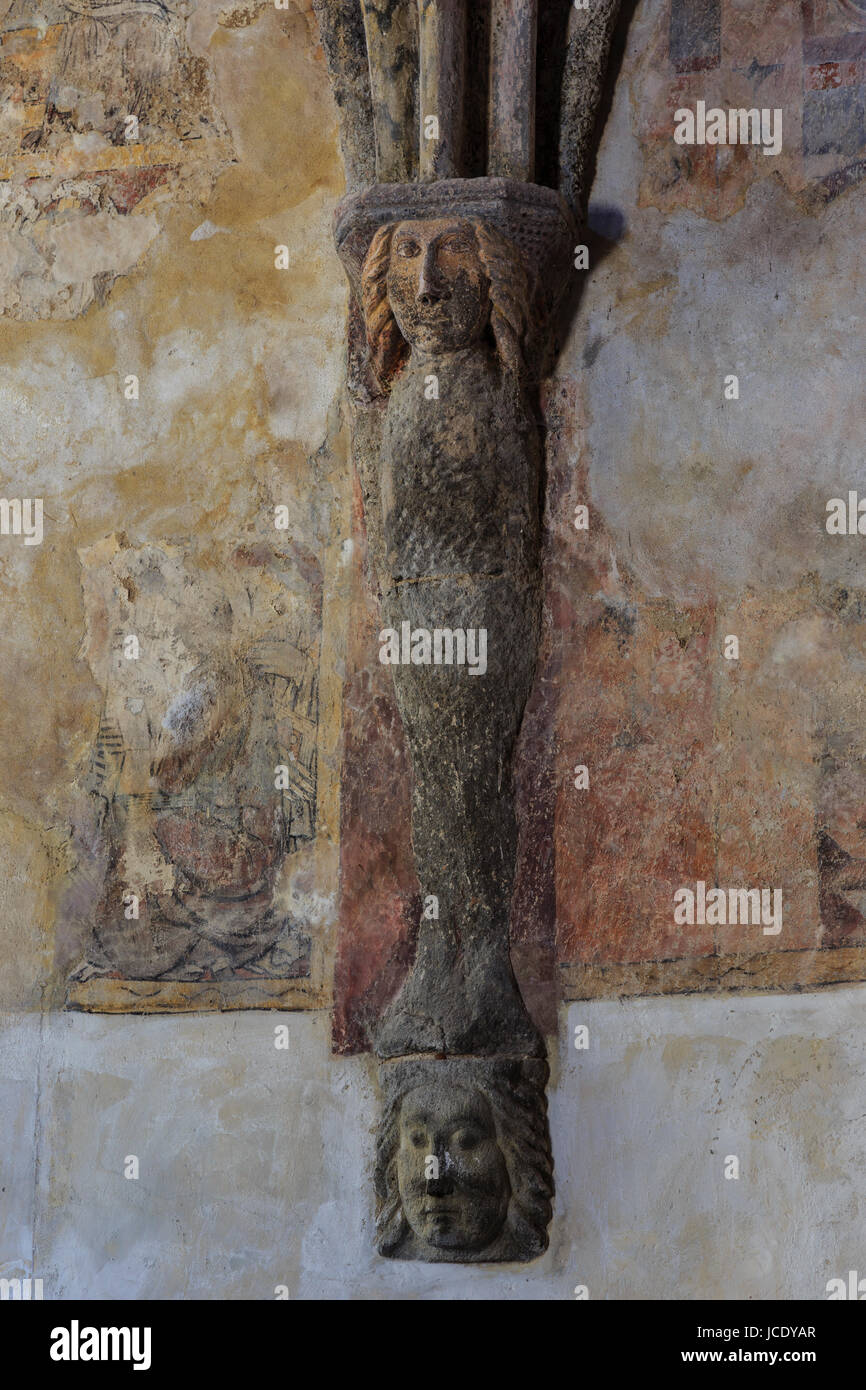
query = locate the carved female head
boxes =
[375,1056,553,1262]
[395,1082,510,1253]
[361,217,530,389]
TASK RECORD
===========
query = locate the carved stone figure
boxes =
[335,177,573,1261]
[360,206,545,1061]
[318,0,623,1262]
[337,182,565,1261]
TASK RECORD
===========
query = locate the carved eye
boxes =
[410,1131,426,1147]
[441,235,472,254]
[454,1128,481,1151]
[395,239,421,259]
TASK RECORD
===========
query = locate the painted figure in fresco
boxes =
[52,0,187,129]
[15,0,208,146]
[92,657,288,979]
[70,541,319,986]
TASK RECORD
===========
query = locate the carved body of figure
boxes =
[361,216,545,1058]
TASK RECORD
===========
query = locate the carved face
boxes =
[396,1083,510,1252]
[385,219,491,354]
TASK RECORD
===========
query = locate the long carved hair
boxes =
[374,1056,553,1261]
[360,219,532,392]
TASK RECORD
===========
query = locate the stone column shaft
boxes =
[488,0,537,181]
[417,0,467,180]
[361,0,418,182]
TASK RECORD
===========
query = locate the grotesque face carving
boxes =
[385,218,491,354]
[396,1083,511,1252]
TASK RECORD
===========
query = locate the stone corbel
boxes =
[315,0,622,1263]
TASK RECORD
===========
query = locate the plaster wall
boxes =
[3,991,864,1299]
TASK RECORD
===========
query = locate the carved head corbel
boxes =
[360,216,530,388]
[375,1056,553,1263]
[336,179,576,400]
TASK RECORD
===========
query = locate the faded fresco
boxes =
[0,0,345,1021]
[64,534,321,1010]
[0,0,230,318]
[641,0,866,212]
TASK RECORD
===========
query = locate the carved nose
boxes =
[417,282,450,307]
[417,251,450,307]
[426,1147,455,1196]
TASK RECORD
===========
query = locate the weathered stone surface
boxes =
[558,0,622,218]
[312,0,376,192]
[488,0,537,182]
[417,0,466,181]
[360,0,418,183]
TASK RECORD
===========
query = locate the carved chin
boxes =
[425,1225,480,1250]
[406,1197,509,1253]
[391,302,490,354]
[421,1219,502,1252]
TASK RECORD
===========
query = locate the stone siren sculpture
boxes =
[315,0,622,1261]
